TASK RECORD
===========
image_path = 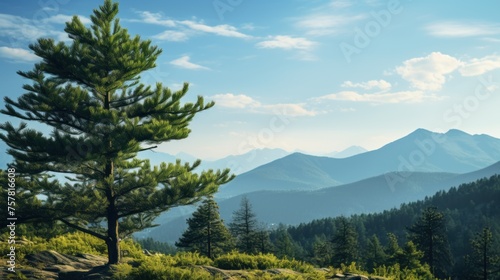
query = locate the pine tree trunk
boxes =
[107,213,120,264]
[103,92,120,264]
[105,158,120,264]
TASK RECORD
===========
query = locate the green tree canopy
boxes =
[229,196,259,254]
[469,227,500,280]
[330,216,358,267]
[407,206,452,278]
[176,196,233,259]
[365,235,387,271]
[0,0,233,264]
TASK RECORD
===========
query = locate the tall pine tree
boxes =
[408,206,452,278]
[365,235,387,271]
[330,217,358,267]
[176,196,233,259]
[0,0,233,264]
[229,196,259,254]
[469,227,499,280]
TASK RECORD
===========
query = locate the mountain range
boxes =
[216,129,500,198]
[144,128,500,243]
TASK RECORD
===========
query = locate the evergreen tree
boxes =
[365,235,387,271]
[408,206,452,278]
[397,241,424,271]
[0,0,233,264]
[254,226,273,254]
[312,236,332,267]
[176,196,233,259]
[229,196,259,254]
[273,224,295,258]
[469,227,499,280]
[330,217,358,267]
[385,232,402,266]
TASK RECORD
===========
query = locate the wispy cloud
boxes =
[170,56,210,70]
[459,55,500,76]
[211,93,317,116]
[133,11,251,40]
[178,20,251,39]
[342,80,391,91]
[132,11,176,27]
[316,90,441,104]
[395,52,462,91]
[211,93,259,108]
[426,21,500,38]
[256,35,316,50]
[152,30,188,42]
[0,46,39,62]
[42,14,91,25]
[0,13,70,45]
[295,14,365,36]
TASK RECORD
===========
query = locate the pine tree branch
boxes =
[59,218,107,241]
[138,146,157,153]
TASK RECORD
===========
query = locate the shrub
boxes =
[120,238,145,260]
[214,251,259,270]
[111,263,133,280]
[168,251,213,266]
[47,232,107,256]
[114,255,219,280]
[278,258,317,273]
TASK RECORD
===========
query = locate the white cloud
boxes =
[170,56,209,70]
[459,55,500,76]
[133,11,251,40]
[0,13,72,44]
[179,20,250,38]
[427,21,500,38]
[152,30,188,42]
[256,35,316,50]
[342,80,391,91]
[0,47,39,62]
[317,90,441,104]
[43,14,91,25]
[296,14,365,36]
[212,93,259,108]
[241,23,256,30]
[395,52,462,91]
[134,11,175,27]
[211,93,317,116]
[261,103,317,116]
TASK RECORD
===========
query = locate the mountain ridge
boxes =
[217,128,500,198]
[146,160,500,244]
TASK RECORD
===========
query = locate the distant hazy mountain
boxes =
[218,161,500,225]
[217,129,500,198]
[328,145,367,158]
[141,148,289,175]
[147,161,500,243]
[202,148,289,175]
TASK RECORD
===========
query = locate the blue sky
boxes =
[1,0,500,159]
